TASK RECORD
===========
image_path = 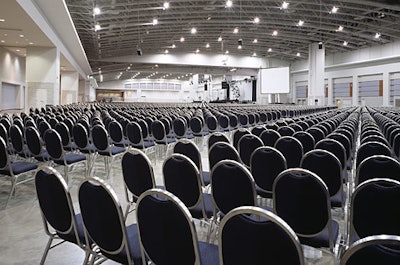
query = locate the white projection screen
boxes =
[260,67,290,93]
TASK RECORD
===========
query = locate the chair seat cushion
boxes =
[55,153,86,165]
[202,171,210,186]
[299,220,339,248]
[35,151,52,162]
[0,161,38,176]
[198,241,219,265]
[98,146,125,156]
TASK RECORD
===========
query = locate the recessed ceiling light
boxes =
[180,37,185,42]
[29,42,34,45]
[253,17,260,24]
[233,27,239,34]
[343,41,348,46]
[225,50,229,54]
[163,2,170,9]
[238,45,242,49]
[272,30,278,36]
[218,36,222,42]
[207,16,212,20]
[206,43,210,48]
[0,19,5,22]
[252,52,257,56]
[172,44,176,48]
[165,49,169,54]
[375,32,381,39]
[1,40,5,43]
[16,49,20,52]
[281,1,289,9]
[337,25,344,31]
[296,52,301,57]
[195,48,200,53]
[268,48,272,52]
[226,0,233,8]
[191,27,197,34]
[297,20,304,26]
[331,6,339,14]
[19,34,24,38]
[93,7,101,15]
[152,18,158,25]
[253,39,258,43]
[94,24,101,31]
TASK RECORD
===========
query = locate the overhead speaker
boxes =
[318,42,323,49]
[137,48,143,56]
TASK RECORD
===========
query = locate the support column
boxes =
[307,42,325,106]
[60,71,79,104]
[352,75,359,106]
[26,47,60,109]
[382,71,390,106]
[327,77,334,105]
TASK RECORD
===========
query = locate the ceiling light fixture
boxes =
[191,27,197,34]
[281,1,289,9]
[206,43,210,48]
[252,52,257,56]
[233,27,239,34]
[93,7,101,15]
[165,49,169,54]
[296,52,301,57]
[272,30,278,36]
[297,20,304,26]
[218,36,222,42]
[195,48,200,53]
[225,50,229,54]
[343,41,348,46]
[253,39,258,43]
[94,24,101,31]
[238,45,242,49]
[253,17,260,24]
[375,32,381,39]
[19,34,24,38]
[180,37,185,42]
[226,0,233,8]
[152,18,158,25]
[337,25,344,31]
[331,6,339,14]
[268,48,272,52]
[163,2,170,10]
[172,44,176,48]
[0,19,5,22]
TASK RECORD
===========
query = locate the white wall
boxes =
[290,40,400,106]
[60,71,79,104]
[0,47,26,112]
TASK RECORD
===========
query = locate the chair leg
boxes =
[40,235,55,265]
[5,178,17,208]
[64,166,69,185]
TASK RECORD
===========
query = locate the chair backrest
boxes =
[301,149,342,199]
[136,189,203,265]
[237,134,264,168]
[356,141,392,167]
[327,132,351,161]
[260,129,281,147]
[250,146,287,195]
[208,142,240,171]
[173,139,202,172]
[121,149,156,201]
[108,120,125,144]
[126,121,144,146]
[211,159,257,215]
[340,235,400,265]
[315,138,346,170]
[173,117,188,138]
[151,120,167,143]
[0,123,9,145]
[274,136,304,168]
[0,137,10,170]
[232,128,251,149]
[218,206,305,265]
[92,124,110,152]
[250,125,266,137]
[9,124,24,153]
[189,116,203,135]
[25,126,42,156]
[55,122,72,147]
[72,123,90,149]
[35,166,82,245]
[38,120,52,138]
[356,155,400,186]
[293,131,315,154]
[306,127,325,144]
[273,168,333,248]
[43,129,64,160]
[208,132,230,150]
[277,126,295,136]
[163,154,202,209]
[206,115,218,133]
[218,115,230,131]
[350,178,400,241]
[79,177,139,265]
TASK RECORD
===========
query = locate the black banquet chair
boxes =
[274,136,304,168]
[273,168,340,253]
[0,137,37,208]
[136,188,219,265]
[340,235,400,265]
[78,176,143,265]
[35,166,92,264]
[218,206,305,265]
[355,155,400,187]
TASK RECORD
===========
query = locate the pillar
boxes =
[60,71,79,104]
[327,77,334,105]
[307,42,325,106]
[382,72,389,106]
[352,75,359,106]
[26,47,60,109]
